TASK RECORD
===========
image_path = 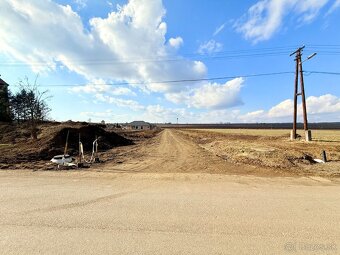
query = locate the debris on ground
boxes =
[178,129,340,175]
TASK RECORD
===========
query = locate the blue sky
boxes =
[1,0,340,123]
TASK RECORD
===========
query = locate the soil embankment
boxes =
[0,122,132,166]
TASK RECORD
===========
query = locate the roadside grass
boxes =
[193,129,340,142]
[0,144,12,148]
[183,128,340,174]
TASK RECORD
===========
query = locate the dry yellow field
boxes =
[193,129,340,142]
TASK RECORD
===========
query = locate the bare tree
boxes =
[10,75,51,139]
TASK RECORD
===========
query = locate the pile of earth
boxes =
[46,125,133,157]
[114,129,162,141]
[0,122,133,163]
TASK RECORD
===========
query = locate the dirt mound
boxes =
[115,129,162,141]
[46,125,133,158]
[0,122,133,163]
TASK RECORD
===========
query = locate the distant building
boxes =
[0,78,11,122]
[127,121,152,130]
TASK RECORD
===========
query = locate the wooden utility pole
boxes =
[292,50,299,139]
[290,46,314,141]
[299,52,308,132]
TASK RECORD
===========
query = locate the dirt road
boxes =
[1,129,339,254]
[103,129,264,175]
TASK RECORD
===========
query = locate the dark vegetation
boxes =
[0,80,11,122]
[3,76,51,139]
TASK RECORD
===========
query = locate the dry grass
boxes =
[180,129,340,177]
[0,144,11,148]
[193,129,340,142]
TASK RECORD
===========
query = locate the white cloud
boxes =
[166,78,244,109]
[95,94,144,111]
[267,94,340,118]
[213,23,226,36]
[238,110,266,122]
[195,109,241,123]
[106,1,114,8]
[74,0,87,9]
[198,40,223,55]
[79,107,238,124]
[0,0,206,94]
[188,78,244,109]
[71,79,110,94]
[110,87,136,96]
[168,37,183,49]
[239,94,340,122]
[0,0,250,112]
[79,94,340,123]
[235,0,330,43]
[70,79,136,96]
[79,105,191,123]
[80,109,114,119]
[307,94,340,114]
[326,0,340,15]
[142,105,189,123]
[268,99,294,118]
[80,110,134,123]
[296,0,330,23]
[141,105,241,123]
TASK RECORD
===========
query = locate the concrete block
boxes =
[305,130,312,142]
[290,130,296,140]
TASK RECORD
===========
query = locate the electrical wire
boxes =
[1,45,340,66]
[1,51,340,67]
[6,70,340,88]
[0,52,294,66]
[305,71,340,76]
[6,71,297,87]
[0,46,316,66]
[2,45,340,89]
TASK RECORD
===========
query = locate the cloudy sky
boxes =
[1,0,340,123]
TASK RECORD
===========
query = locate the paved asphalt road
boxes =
[0,170,339,254]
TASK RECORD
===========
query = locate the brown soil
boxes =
[114,129,162,141]
[1,125,339,178]
[178,129,340,177]
[0,122,133,165]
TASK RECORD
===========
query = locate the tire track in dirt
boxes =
[21,190,138,214]
[103,129,248,174]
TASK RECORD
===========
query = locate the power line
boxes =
[305,70,340,75]
[306,44,340,48]
[8,71,296,87]
[1,51,339,67]
[6,70,340,88]
[0,51,294,66]
[0,46,322,66]
[1,45,340,66]
[0,46,297,62]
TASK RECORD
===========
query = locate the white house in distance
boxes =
[126,121,152,130]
